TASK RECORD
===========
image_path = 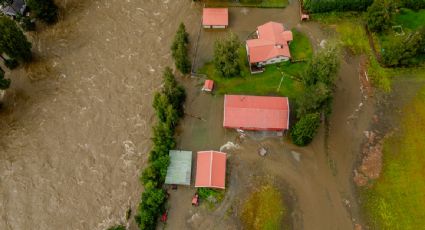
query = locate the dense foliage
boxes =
[27,0,58,24]
[291,113,321,146]
[171,23,191,74]
[293,43,339,146]
[0,67,11,90]
[400,0,425,10]
[213,32,241,78]
[303,0,373,13]
[107,225,126,230]
[0,17,32,62]
[381,29,425,67]
[135,67,185,230]
[366,0,396,33]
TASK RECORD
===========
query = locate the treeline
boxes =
[399,0,425,10]
[366,0,425,67]
[135,67,186,229]
[291,43,339,146]
[303,0,373,13]
[0,0,59,91]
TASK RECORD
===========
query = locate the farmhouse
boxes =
[223,95,290,132]
[0,0,26,18]
[202,8,229,29]
[246,21,293,72]
[195,151,226,189]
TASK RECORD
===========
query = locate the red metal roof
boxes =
[224,95,290,131]
[202,79,214,91]
[195,151,226,189]
[246,21,293,63]
[202,8,229,26]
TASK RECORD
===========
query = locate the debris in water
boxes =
[220,141,240,152]
[258,147,268,157]
[291,151,301,162]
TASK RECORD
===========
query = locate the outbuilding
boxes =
[223,95,290,132]
[195,151,226,189]
[165,150,193,186]
[202,79,214,92]
[202,8,229,29]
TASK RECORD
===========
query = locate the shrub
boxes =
[107,225,125,230]
[366,0,396,33]
[400,0,425,10]
[27,0,58,24]
[4,58,19,70]
[171,23,191,74]
[0,16,32,62]
[0,67,11,90]
[291,113,321,146]
[381,31,423,67]
[303,0,373,13]
[213,32,241,78]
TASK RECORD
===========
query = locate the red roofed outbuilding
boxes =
[224,95,290,131]
[246,22,293,69]
[195,151,226,189]
[202,8,229,29]
[202,79,214,92]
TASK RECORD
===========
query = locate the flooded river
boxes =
[0,1,201,229]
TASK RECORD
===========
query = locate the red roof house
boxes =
[246,22,293,68]
[202,79,214,92]
[223,95,290,131]
[195,151,226,189]
[202,8,229,29]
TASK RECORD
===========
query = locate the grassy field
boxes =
[203,0,288,8]
[199,30,312,100]
[362,86,425,230]
[241,185,286,230]
[394,8,425,30]
[289,29,313,60]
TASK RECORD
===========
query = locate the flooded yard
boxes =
[0,0,378,230]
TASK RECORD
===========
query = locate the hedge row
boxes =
[303,0,373,13]
[135,67,186,230]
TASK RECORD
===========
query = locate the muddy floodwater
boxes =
[1,0,375,230]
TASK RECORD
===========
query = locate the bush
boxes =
[291,113,321,146]
[303,0,373,13]
[27,0,58,24]
[171,23,191,74]
[401,0,425,10]
[366,0,396,33]
[381,31,423,67]
[0,68,11,90]
[4,58,19,70]
[107,225,125,230]
[213,32,241,78]
[0,16,32,62]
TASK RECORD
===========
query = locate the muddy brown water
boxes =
[0,0,375,230]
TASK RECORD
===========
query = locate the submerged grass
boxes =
[362,86,425,230]
[241,184,286,230]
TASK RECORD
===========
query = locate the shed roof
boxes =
[202,79,214,91]
[195,151,226,189]
[202,8,229,26]
[165,150,193,185]
[224,95,290,131]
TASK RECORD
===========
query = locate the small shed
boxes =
[202,79,214,92]
[202,8,229,29]
[165,150,193,186]
[195,151,226,189]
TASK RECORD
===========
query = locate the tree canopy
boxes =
[0,16,32,62]
[291,113,321,146]
[27,0,58,24]
[0,67,11,90]
[213,32,241,78]
[171,23,191,74]
[366,0,396,33]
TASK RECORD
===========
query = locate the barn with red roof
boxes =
[195,151,227,189]
[223,95,290,132]
[202,8,229,29]
[246,22,293,72]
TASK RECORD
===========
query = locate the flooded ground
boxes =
[0,0,379,229]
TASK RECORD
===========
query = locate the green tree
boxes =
[291,113,321,146]
[27,0,58,24]
[213,32,241,78]
[135,188,166,230]
[107,225,125,230]
[366,0,396,33]
[381,31,423,66]
[0,67,11,90]
[161,67,186,117]
[296,84,331,118]
[302,44,339,88]
[171,23,191,74]
[0,16,32,62]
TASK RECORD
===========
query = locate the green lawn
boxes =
[203,0,288,8]
[394,8,425,30]
[289,29,313,61]
[198,47,306,100]
[362,87,425,230]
